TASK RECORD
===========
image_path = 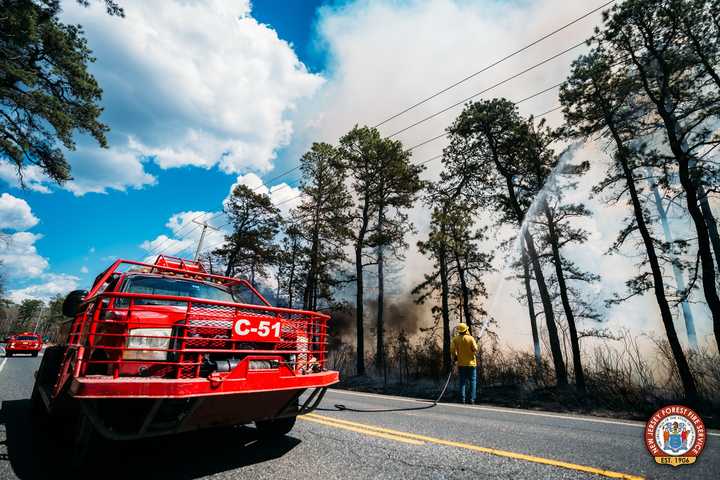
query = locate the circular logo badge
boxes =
[645,405,706,467]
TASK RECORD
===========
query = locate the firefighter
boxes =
[451,323,478,404]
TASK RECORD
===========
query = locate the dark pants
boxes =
[458,366,477,403]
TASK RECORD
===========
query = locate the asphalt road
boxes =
[0,350,717,480]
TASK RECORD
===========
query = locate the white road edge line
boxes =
[0,357,7,376]
[328,388,720,437]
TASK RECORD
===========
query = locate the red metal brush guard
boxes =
[38,256,338,440]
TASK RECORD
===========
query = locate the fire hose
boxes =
[317,368,454,413]
[318,318,489,413]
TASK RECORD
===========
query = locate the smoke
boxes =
[326,295,437,353]
[366,297,433,339]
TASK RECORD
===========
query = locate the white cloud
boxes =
[0,193,39,230]
[63,146,157,196]
[80,266,89,274]
[140,175,300,263]
[300,0,596,154]
[48,0,324,195]
[226,173,302,214]
[0,161,51,193]
[141,233,196,258]
[7,273,80,303]
[141,211,230,260]
[0,231,48,279]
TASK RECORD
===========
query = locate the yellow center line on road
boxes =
[305,413,644,480]
[299,415,425,445]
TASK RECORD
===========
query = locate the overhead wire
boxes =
[182,1,614,195]
[387,41,588,139]
[151,3,611,257]
[372,0,616,128]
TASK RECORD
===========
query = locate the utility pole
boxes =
[193,219,219,261]
[33,306,46,335]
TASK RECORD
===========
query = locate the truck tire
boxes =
[70,411,102,470]
[255,415,297,438]
[31,383,49,427]
[32,351,38,357]
[5,352,11,357]
[35,345,64,387]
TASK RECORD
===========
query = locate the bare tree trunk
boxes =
[454,251,473,334]
[376,204,386,376]
[224,247,239,277]
[493,155,567,387]
[524,230,568,387]
[544,202,585,392]
[288,248,296,310]
[439,238,452,374]
[699,187,720,275]
[521,245,542,372]
[355,243,365,376]
[597,91,698,400]
[629,44,720,356]
[664,120,720,357]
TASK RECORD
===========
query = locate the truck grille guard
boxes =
[65,292,330,381]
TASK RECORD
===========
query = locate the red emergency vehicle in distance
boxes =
[5,332,43,357]
[32,256,338,459]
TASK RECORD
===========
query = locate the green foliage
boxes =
[294,142,352,310]
[274,221,307,309]
[0,0,120,184]
[414,192,494,329]
[216,184,281,281]
[16,297,43,331]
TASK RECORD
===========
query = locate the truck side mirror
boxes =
[63,290,89,317]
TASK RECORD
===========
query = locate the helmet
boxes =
[456,323,468,333]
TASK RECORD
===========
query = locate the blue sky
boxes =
[2,0,334,296]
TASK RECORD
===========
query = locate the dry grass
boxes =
[331,332,720,427]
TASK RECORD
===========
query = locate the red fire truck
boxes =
[32,256,337,458]
[5,332,43,356]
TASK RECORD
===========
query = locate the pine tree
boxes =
[601,0,720,355]
[294,142,352,311]
[442,99,568,387]
[366,137,423,374]
[1,0,123,183]
[561,47,699,401]
[274,220,307,309]
[413,201,453,373]
[215,184,281,283]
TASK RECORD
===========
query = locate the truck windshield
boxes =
[119,276,265,306]
[16,335,38,340]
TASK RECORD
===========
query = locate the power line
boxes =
[150,177,301,257]
[197,1,614,195]
[405,80,565,152]
[387,40,587,139]
[146,211,210,257]
[198,100,560,256]
[153,5,613,258]
[372,0,616,128]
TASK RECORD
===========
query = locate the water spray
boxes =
[483,142,582,339]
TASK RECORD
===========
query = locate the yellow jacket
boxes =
[451,333,478,367]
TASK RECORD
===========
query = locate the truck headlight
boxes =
[123,328,171,361]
